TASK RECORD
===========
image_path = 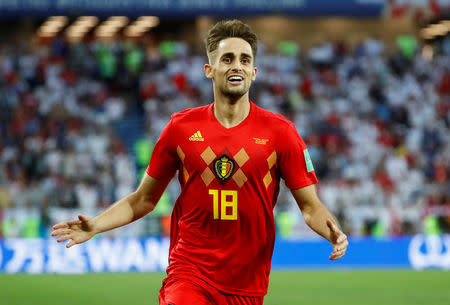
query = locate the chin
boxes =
[224,93,246,101]
[222,88,248,98]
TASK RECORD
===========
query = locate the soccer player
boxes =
[52,20,348,305]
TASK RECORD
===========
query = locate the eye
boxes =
[223,57,231,63]
[241,58,250,64]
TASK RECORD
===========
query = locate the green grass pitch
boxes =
[1,270,449,305]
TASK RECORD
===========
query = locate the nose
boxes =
[231,59,243,71]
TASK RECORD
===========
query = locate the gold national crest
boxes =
[213,155,235,182]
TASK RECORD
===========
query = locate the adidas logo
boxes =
[189,131,204,141]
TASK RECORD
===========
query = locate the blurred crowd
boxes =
[0,32,449,238]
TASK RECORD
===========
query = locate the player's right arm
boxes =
[51,173,170,248]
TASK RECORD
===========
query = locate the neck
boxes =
[213,93,250,129]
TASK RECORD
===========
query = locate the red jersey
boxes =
[147,101,318,296]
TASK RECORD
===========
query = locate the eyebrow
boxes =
[221,52,252,59]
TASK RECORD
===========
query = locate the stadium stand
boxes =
[0,30,449,239]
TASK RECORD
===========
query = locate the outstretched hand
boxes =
[51,214,96,248]
[327,219,348,260]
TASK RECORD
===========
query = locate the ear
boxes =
[204,64,213,79]
[251,66,258,81]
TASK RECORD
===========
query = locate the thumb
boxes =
[78,214,90,222]
[327,219,337,232]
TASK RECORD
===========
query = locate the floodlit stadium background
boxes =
[0,1,449,304]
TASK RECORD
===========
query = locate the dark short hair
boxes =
[205,19,258,62]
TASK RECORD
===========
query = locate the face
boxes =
[205,37,257,99]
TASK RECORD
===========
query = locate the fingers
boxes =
[54,232,80,248]
[67,219,82,226]
[52,222,69,230]
[52,219,82,230]
[66,240,77,248]
[329,249,346,260]
[56,234,72,243]
[51,228,71,237]
[337,234,346,243]
[58,236,78,248]
[52,217,91,248]
[52,226,76,245]
[327,219,347,245]
[78,214,89,222]
[334,234,348,250]
[54,233,82,248]
[330,233,348,260]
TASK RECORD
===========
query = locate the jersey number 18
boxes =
[208,189,238,220]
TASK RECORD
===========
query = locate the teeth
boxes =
[229,76,243,81]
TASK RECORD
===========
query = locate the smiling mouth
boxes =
[227,76,244,85]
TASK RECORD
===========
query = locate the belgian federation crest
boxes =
[213,155,235,182]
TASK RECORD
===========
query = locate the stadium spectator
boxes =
[0,25,449,238]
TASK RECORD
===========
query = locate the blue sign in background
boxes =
[1,235,449,273]
[0,0,384,17]
[273,237,412,269]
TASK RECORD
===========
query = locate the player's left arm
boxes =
[291,184,348,260]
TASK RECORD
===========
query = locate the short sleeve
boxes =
[278,122,318,190]
[146,118,179,181]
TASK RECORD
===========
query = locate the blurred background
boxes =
[0,0,449,294]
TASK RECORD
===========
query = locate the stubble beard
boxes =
[220,81,250,99]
